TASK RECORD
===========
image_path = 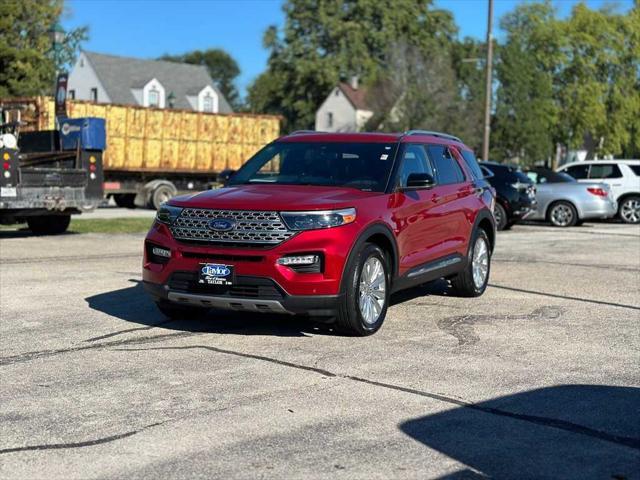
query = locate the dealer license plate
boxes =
[198,263,234,286]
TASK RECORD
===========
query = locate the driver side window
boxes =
[398,145,433,188]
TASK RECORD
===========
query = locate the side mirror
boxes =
[404,172,435,189]
[217,169,236,186]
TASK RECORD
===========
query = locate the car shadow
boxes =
[0,228,79,239]
[84,279,338,337]
[400,385,640,480]
[390,278,453,306]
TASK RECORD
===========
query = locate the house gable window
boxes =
[327,112,333,128]
[90,88,98,102]
[203,93,214,112]
[197,86,218,113]
[68,89,75,100]
[142,78,165,108]
[148,88,160,108]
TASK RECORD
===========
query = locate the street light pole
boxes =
[482,0,494,161]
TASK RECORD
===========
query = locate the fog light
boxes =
[277,255,319,266]
[152,246,171,258]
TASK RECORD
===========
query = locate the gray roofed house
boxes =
[67,51,232,113]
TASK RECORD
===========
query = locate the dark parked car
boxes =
[479,162,536,230]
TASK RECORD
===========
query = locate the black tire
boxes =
[494,203,508,231]
[26,215,71,235]
[150,184,175,210]
[618,196,640,224]
[548,201,578,227]
[335,243,390,336]
[451,229,491,297]
[155,301,208,320]
[113,194,136,209]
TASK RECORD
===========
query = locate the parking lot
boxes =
[1,221,639,479]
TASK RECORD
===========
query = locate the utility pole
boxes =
[482,0,494,161]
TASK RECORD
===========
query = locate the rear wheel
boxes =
[155,301,208,320]
[26,215,71,235]
[335,243,390,336]
[548,201,578,227]
[451,229,491,297]
[150,184,175,210]
[494,203,508,231]
[619,196,640,224]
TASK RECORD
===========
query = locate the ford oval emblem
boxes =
[209,218,236,232]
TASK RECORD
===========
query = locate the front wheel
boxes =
[451,229,491,297]
[619,196,640,224]
[27,215,71,235]
[335,243,390,336]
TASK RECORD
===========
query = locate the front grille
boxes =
[170,208,295,247]
[168,272,284,300]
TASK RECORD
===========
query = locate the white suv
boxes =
[558,160,640,224]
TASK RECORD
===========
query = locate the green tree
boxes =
[246,0,457,131]
[556,3,640,158]
[160,49,241,109]
[0,0,87,98]
[491,1,560,165]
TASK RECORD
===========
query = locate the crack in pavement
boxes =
[437,306,564,346]
[0,421,166,455]
[489,284,640,311]
[83,319,176,343]
[0,331,198,367]
[119,344,640,451]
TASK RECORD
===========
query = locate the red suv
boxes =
[143,131,496,335]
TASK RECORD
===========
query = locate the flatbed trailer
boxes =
[2,97,280,210]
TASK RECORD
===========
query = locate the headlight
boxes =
[156,205,183,225]
[280,208,356,231]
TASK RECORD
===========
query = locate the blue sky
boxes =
[62,0,633,98]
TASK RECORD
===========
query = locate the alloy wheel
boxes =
[620,198,640,224]
[472,236,489,289]
[358,257,386,325]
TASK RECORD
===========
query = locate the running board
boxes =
[407,255,463,278]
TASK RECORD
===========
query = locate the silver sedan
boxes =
[524,168,617,227]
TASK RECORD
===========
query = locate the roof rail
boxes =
[289,130,324,135]
[404,130,462,143]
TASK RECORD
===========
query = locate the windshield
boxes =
[229,142,398,192]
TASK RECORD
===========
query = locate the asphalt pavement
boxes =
[1,222,639,479]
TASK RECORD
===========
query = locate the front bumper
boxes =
[143,220,359,315]
[143,280,340,317]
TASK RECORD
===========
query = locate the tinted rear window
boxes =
[428,146,465,185]
[589,164,622,179]
[630,165,640,176]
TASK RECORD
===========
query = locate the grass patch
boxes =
[1,217,154,234]
[69,217,154,234]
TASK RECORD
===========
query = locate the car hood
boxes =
[169,184,383,211]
